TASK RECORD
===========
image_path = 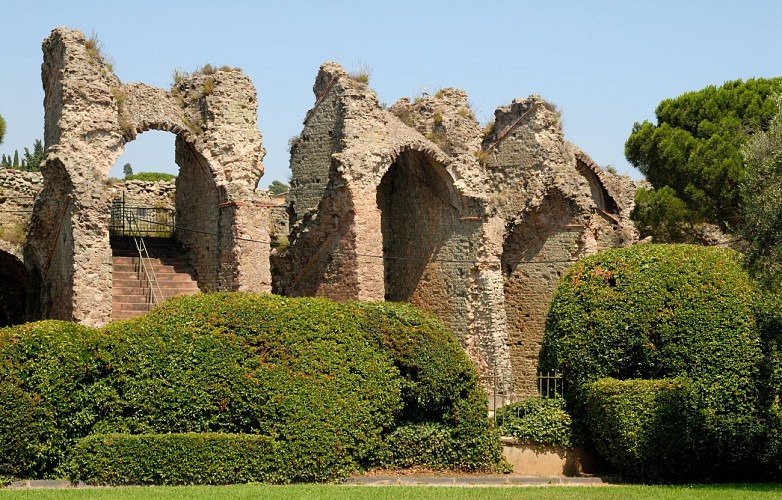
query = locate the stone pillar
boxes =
[466,215,513,394]
[349,183,385,302]
[219,199,272,293]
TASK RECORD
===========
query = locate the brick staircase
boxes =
[111,237,200,321]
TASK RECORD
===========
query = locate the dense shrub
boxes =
[123,172,176,182]
[540,244,767,480]
[0,321,113,478]
[67,433,286,485]
[586,378,704,482]
[0,294,502,482]
[495,397,572,448]
[354,302,504,471]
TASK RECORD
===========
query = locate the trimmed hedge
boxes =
[0,294,503,482]
[495,397,572,448]
[539,244,767,480]
[67,433,285,485]
[586,378,703,482]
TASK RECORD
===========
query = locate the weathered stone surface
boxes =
[24,27,268,327]
[15,28,640,394]
[278,63,640,394]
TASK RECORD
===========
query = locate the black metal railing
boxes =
[482,370,565,416]
[110,200,175,238]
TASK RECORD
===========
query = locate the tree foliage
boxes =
[268,180,288,196]
[626,78,782,239]
[740,96,782,292]
[123,171,176,182]
[0,113,5,145]
[1,139,44,171]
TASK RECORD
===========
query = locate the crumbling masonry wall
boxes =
[277,63,640,393]
[18,26,639,393]
[25,28,270,327]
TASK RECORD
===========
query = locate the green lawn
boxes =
[1,484,781,499]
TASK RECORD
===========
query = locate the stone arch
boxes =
[377,147,461,302]
[575,150,619,214]
[501,188,586,395]
[27,27,268,327]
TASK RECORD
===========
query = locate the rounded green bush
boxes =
[0,294,503,481]
[495,397,572,448]
[540,244,766,480]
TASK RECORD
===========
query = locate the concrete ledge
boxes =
[501,438,598,477]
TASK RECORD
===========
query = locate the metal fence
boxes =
[482,371,565,415]
[110,200,175,238]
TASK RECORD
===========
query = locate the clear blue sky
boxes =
[1,0,780,187]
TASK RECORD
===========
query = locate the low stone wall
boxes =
[110,179,176,209]
[501,438,598,477]
[0,169,42,246]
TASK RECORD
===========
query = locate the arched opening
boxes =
[501,190,583,395]
[108,129,216,320]
[376,149,459,303]
[0,250,30,327]
[575,157,618,214]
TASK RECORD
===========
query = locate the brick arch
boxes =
[27,27,269,326]
[501,188,587,395]
[376,147,461,302]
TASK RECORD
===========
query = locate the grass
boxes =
[1,484,781,499]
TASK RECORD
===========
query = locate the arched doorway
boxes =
[107,128,219,320]
[377,150,459,302]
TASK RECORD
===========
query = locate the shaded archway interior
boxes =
[377,149,458,302]
[0,251,29,327]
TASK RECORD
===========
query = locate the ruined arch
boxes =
[575,149,619,215]
[27,27,269,326]
[501,188,586,395]
[377,147,460,302]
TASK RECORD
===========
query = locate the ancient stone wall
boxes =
[278,63,640,394]
[26,28,268,327]
[0,169,42,326]
[0,169,41,247]
[21,27,639,393]
[110,179,175,209]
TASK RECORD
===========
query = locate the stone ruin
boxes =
[23,28,270,326]
[0,28,640,394]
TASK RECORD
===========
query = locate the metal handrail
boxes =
[124,211,164,306]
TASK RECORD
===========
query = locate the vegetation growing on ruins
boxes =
[0,295,504,483]
[625,77,782,242]
[84,32,114,73]
[347,64,371,85]
[540,244,779,482]
[481,120,495,137]
[111,87,133,137]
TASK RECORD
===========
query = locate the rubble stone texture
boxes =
[24,27,269,327]
[4,29,640,393]
[277,63,640,395]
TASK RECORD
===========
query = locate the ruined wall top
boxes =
[40,27,264,199]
